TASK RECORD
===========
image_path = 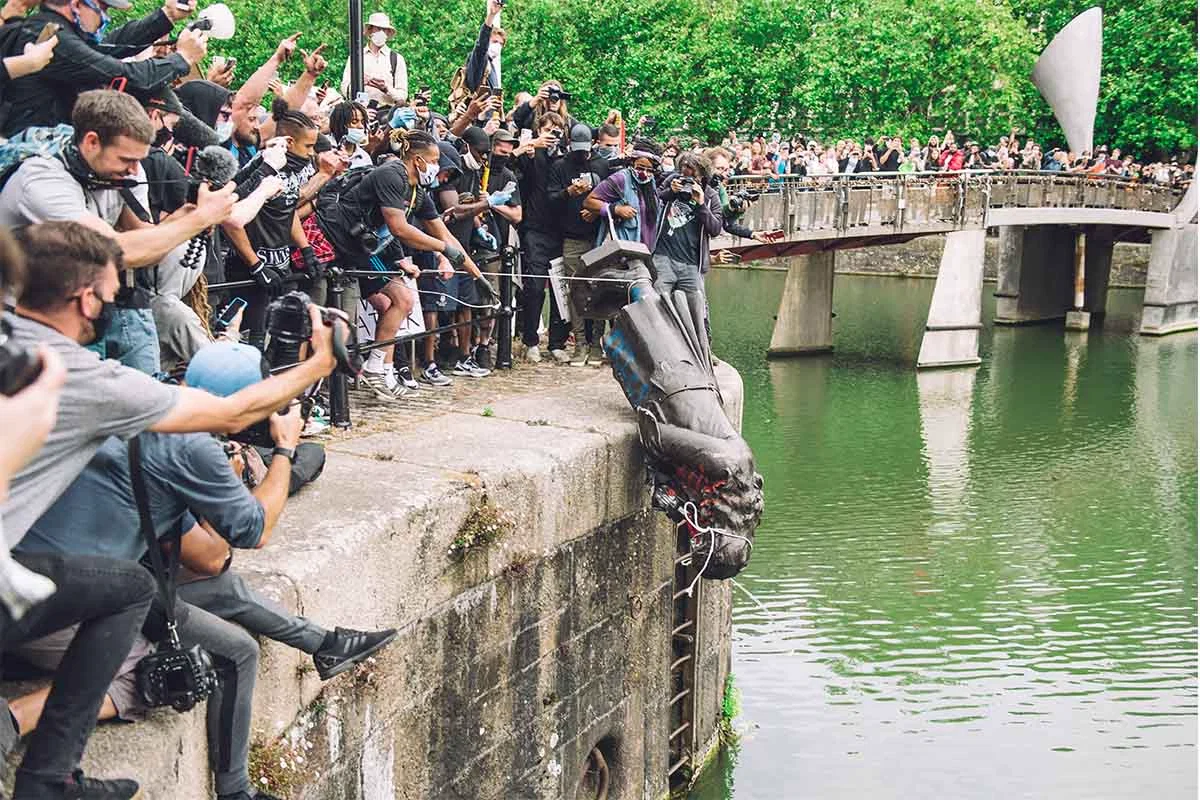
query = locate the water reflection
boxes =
[696,269,1197,800]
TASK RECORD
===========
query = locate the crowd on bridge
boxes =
[693,130,1194,188]
[0,0,787,797]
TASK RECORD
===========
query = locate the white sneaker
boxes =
[463,356,491,377]
[550,348,570,364]
[359,370,408,402]
[419,363,453,387]
[525,345,542,364]
[396,365,419,391]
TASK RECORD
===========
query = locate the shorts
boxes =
[455,271,479,308]
[418,270,458,313]
[356,253,391,298]
[15,625,153,721]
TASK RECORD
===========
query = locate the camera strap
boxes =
[127,435,182,639]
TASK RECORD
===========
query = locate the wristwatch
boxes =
[272,446,296,464]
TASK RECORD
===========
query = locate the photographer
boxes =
[651,151,723,298]
[511,80,576,136]
[315,129,482,400]
[1,0,208,137]
[510,115,563,361]
[0,227,154,799]
[703,147,783,244]
[222,102,323,350]
[16,340,392,800]
[0,89,238,373]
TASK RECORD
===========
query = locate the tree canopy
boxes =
[127,0,1195,158]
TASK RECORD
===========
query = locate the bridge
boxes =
[711,171,1196,368]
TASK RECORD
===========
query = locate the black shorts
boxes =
[418,271,458,313]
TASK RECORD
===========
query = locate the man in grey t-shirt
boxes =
[0,222,342,799]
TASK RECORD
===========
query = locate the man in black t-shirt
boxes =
[316,130,479,400]
[441,126,522,375]
[877,137,902,172]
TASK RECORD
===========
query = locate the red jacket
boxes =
[939,149,965,171]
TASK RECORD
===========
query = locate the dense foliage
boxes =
[126,0,1196,157]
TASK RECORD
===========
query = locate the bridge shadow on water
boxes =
[693,267,1197,800]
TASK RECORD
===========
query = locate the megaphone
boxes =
[188,3,235,40]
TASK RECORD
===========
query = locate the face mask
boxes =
[345,127,367,146]
[490,154,509,168]
[632,168,653,185]
[370,31,388,47]
[462,149,482,171]
[86,297,115,344]
[418,159,439,187]
[487,42,503,60]
[594,146,617,161]
[285,152,312,172]
[152,124,173,149]
[215,120,234,142]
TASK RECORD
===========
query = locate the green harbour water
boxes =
[693,268,1198,799]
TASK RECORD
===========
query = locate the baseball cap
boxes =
[185,342,269,397]
[492,128,517,146]
[461,125,490,154]
[568,123,591,152]
[143,87,185,117]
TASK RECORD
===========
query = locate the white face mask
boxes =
[487,41,502,60]
[215,120,234,142]
[418,160,440,187]
[370,31,388,47]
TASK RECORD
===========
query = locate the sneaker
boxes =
[472,344,494,371]
[419,363,453,387]
[313,627,399,681]
[302,414,330,437]
[358,370,408,402]
[550,348,570,364]
[525,345,542,364]
[568,344,589,367]
[587,344,603,366]
[462,357,491,377]
[396,364,419,391]
[57,769,143,799]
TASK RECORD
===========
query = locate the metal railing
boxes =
[718,170,1185,241]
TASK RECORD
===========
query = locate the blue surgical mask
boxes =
[345,127,367,146]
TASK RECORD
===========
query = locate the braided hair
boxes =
[388,128,439,160]
[271,98,317,139]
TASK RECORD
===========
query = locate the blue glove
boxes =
[471,225,498,252]
[487,189,512,208]
[390,106,417,130]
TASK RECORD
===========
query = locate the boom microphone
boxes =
[192,145,238,188]
[173,108,221,149]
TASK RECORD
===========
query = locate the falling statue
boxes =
[566,225,765,580]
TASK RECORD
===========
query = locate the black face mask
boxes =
[285,152,313,173]
[153,124,173,149]
[88,298,116,344]
[490,154,509,168]
[61,145,133,192]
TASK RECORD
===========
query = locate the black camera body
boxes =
[347,221,380,253]
[546,87,572,103]
[675,176,697,198]
[231,291,361,447]
[0,318,41,396]
[728,189,761,214]
[137,636,219,712]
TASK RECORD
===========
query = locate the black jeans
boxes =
[519,228,566,349]
[2,552,155,798]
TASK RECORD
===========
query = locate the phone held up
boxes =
[213,297,247,333]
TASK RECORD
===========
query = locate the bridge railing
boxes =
[718,171,1184,243]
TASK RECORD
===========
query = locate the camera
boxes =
[0,318,41,396]
[727,189,760,214]
[347,220,381,253]
[136,628,219,712]
[546,87,572,104]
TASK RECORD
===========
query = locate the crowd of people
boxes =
[691,130,1194,187]
[0,0,789,797]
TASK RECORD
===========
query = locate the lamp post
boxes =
[348,0,364,99]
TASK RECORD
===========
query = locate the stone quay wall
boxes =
[51,366,742,800]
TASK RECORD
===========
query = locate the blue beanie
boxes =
[184,342,269,397]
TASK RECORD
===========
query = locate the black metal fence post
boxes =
[327,270,351,429]
[496,245,516,369]
[348,0,364,99]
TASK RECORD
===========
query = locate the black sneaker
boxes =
[313,627,398,680]
[473,344,494,371]
[56,769,143,799]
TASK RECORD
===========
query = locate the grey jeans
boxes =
[652,252,702,296]
[177,570,327,655]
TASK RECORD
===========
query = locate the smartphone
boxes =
[354,90,370,106]
[35,22,60,44]
[488,86,503,98]
[418,85,431,96]
[213,297,247,333]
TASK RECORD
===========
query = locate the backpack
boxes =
[447,66,470,119]
[0,123,74,191]
[314,164,372,221]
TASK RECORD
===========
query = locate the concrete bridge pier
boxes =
[767,250,835,356]
[917,230,986,368]
[1139,223,1198,335]
[994,226,1114,328]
